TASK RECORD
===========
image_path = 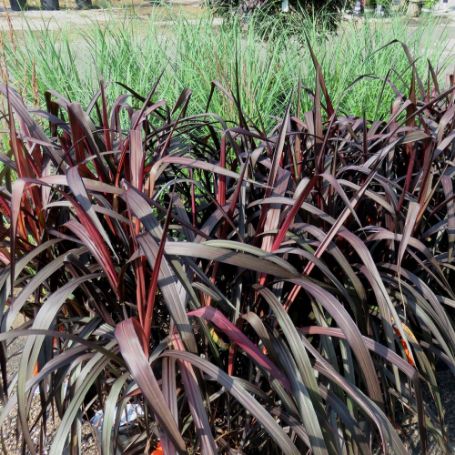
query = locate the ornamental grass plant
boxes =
[0,30,454,454]
[1,12,451,127]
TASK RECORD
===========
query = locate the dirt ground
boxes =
[1,329,98,455]
[0,3,206,32]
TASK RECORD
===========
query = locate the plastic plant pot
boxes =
[375,4,385,15]
[75,0,93,8]
[10,0,27,11]
[407,0,423,16]
[353,0,363,15]
[364,0,376,14]
[41,0,59,9]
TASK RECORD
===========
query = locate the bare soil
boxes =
[0,4,206,32]
[1,334,98,455]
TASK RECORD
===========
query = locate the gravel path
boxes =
[0,332,97,454]
[0,5,212,32]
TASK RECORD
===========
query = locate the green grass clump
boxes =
[1,12,452,127]
[1,53,455,453]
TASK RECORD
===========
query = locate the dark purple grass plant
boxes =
[0,49,454,454]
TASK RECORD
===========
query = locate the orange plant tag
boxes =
[392,325,416,367]
[151,442,163,455]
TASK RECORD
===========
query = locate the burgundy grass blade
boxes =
[115,319,186,452]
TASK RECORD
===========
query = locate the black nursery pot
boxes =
[10,0,27,11]
[75,0,92,8]
[40,0,59,10]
